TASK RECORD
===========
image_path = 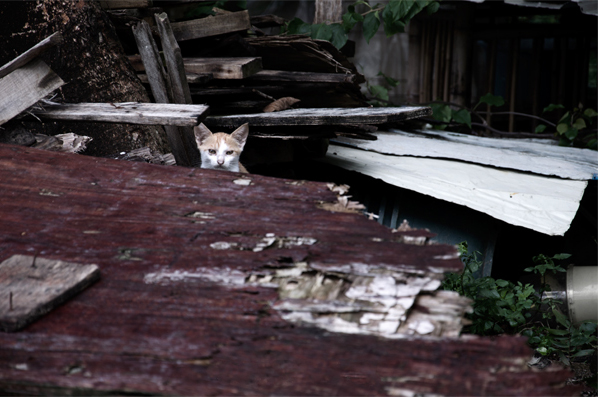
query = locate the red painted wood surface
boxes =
[0,144,581,395]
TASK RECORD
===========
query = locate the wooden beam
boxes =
[0,58,64,126]
[0,32,63,79]
[29,102,209,127]
[99,0,152,9]
[182,57,262,79]
[132,20,191,166]
[170,10,251,41]
[249,70,356,84]
[0,255,99,332]
[204,106,432,129]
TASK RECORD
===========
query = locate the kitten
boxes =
[194,123,249,173]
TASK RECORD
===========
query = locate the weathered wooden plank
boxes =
[0,144,582,396]
[250,14,286,28]
[0,58,64,125]
[133,20,191,166]
[155,12,192,105]
[0,32,63,79]
[204,106,432,128]
[0,255,99,332]
[29,102,209,126]
[137,72,214,85]
[183,57,262,79]
[171,10,251,41]
[249,70,357,84]
[99,0,152,9]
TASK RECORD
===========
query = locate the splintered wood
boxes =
[0,255,99,332]
[0,145,583,396]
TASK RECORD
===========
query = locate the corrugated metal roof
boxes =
[328,130,594,236]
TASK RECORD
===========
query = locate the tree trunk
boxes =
[0,0,169,157]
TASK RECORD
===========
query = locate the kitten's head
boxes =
[194,123,248,172]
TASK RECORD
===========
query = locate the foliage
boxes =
[540,104,597,149]
[429,93,504,130]
[283,0,440,49]
[442,242,598,368]
[365,71,400,106]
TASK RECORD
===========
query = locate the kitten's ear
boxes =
[194,123,213,146]
[230,123,249,149]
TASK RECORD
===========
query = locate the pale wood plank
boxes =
[204,106,431,128]
[183,57,262,79]
[0,59,64,126]
[132,20,191,166]
[30,102,209,127]
[0,254,100,332]
[171,10,251,41]
[0,32,63,79]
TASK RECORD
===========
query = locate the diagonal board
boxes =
[0,58,64,125]
[0,32,62,79]
[29,102,210,127]
[0,255,100,332]
[204,106,431,129]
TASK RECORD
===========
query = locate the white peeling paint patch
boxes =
[144,268,246,286]
[233,178,252,186]
[386,387,444,397]
[210,241,237,250]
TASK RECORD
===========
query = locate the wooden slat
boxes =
[29,102,209,127]
[0,32,63,79]
[204,106,432,128]
[183,57,262,79]
[0,255,99,332]
[171,10,251,41]
[132,20,191,166]
[99,0,152,9]
[249,70,356,84]
[0,58,64,125]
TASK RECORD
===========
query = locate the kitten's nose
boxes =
[217,156,224,165]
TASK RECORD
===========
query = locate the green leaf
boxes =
[523,267,535,273]
[286,17,310,35]
[363,10,381,43]
[537,346,548,355]
[579,322,597,333]
[556,123,569,135]
[426,1,440,15]
[382,0,409,36]
[584,108,598,118]
[378,71,400,87]
[430,103,452,123]
[558,351,571,366]
[573,117,587,130]
[369,85,389,101]
[558,111,571,124]
[587,138,597,150]
[552,307,570,328]
[571,349,597,358]
[543,103,565,113]
[565,127,579,140]
[552,253,571,260]
[495,279,509,287]
[452,109,472,128]
[478,93,505,108]
[311,23,332,41]
[329,24,348,49]
[547,328,570,336]
[534,124,547,133]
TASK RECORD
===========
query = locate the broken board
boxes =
[0,255,99,332]
[29,102,210,127]
[0,58,64,126]
[204,106,432,129]
[170,10,252,41]
[182,57,262,79]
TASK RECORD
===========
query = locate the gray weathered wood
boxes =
[0,58,64,126]
[133,20,191,166]
[171,10,251,41]
[29,102,209,127]
[0,254,99,332]
[155,12,192,105]
[204,106,432,128]
[99,0,152,9]
[249,70,356,84]
[314,0,342,24]
[183,57,262,79]
[137,72,214,85]
[0,32,63,79]
[154,12,201,167]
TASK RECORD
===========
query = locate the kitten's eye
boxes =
[226,150,234,155]
[208,149,216,155]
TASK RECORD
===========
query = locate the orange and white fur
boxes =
[194,123,249,173]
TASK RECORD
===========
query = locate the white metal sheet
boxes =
[333,130,598,180]
[324,145,588,236]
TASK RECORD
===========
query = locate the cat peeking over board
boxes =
[194,123,249,173]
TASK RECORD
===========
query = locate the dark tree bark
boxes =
[0,0,169,157]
